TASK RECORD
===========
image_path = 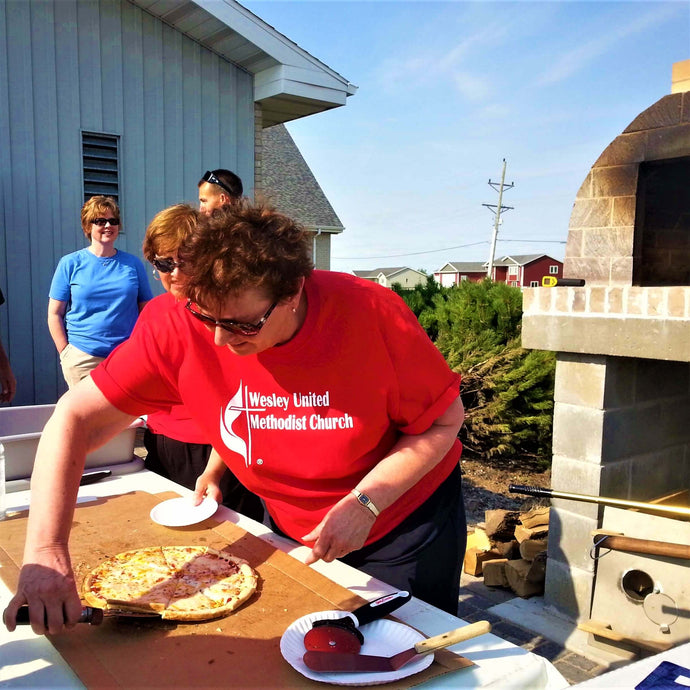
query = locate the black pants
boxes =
[272,464,466,615]
[143,429,265,523]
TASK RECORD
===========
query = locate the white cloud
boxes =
[376,20,509,103]
[452,71,491,102]
[535,4,683,87]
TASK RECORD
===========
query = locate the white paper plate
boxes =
[280,610,433,686]
[150,496,218,527]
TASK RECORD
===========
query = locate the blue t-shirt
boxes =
[49,248,154,357]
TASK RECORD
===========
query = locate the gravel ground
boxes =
[459,455,552,526]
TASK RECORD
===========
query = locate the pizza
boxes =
[82,545,258,621]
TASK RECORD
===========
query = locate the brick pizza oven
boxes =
[521,60,690,635]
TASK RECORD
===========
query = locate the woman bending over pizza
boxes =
[140,204,264,522]
[4,200,466,635]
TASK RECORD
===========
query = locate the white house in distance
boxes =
[352,267,428,290]
[0,0,355,404]
[435,261,487,287]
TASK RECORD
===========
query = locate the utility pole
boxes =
[483,159,514,279]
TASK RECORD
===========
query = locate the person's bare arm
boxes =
[47,298,69,353]
[2,377,136,635]
[302,395,464,564]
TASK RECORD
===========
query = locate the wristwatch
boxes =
[350,489,380,517]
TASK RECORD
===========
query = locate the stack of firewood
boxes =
[463,507,549,598]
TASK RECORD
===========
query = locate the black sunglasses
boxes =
[185,299,278,336]
[152,257,184,274]
[92,217,120,227]
[202,170,235,197]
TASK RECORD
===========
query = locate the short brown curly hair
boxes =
[143,204,199,262]
[81,195,120,239]
[179,199,313,310]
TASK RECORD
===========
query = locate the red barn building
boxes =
[434,254,563,288]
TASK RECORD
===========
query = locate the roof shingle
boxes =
[261,124,344,232]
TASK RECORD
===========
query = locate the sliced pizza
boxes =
[82,545,258,621]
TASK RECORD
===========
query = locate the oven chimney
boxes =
[671,58,690,93]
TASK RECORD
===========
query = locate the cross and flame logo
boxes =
[219,381,265,467]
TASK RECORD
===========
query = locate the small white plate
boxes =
[150,496,218,527]
[280,610,433,686]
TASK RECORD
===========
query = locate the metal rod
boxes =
[509,484,690,518]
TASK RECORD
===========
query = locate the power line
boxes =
[501,239,566,244]
[333,237,565,261]
[333,241,488,260]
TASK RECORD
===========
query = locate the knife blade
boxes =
[303,620,491,673]
[303,591,411,653]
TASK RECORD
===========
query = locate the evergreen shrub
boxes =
[395,278,555,466]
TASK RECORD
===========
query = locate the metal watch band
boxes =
[350,489,380,517]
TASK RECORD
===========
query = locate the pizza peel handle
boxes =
[303,591,411,653]
[15,605,105,626]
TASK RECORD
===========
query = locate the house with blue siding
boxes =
[0,0,355,404]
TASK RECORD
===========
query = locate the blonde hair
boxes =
[143,204,199,262]
[81,196,120,239]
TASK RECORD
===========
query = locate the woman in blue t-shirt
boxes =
[48,196,153,388]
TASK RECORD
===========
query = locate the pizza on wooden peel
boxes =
[82,545,258,621]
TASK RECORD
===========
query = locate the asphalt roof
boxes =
[261,124,344,232]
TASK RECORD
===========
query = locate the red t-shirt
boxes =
[140,294,209,444]
[92,271,462,544]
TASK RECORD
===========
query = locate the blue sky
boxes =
[243,1,689,275]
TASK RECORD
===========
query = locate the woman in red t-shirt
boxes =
[4,200,466,636]
[140,204,264,522]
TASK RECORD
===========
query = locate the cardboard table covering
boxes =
[0,491,472,688]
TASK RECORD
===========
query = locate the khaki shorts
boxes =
[59,343,104,389]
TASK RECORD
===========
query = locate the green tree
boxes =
[430,280,555,464]
[433,279,523,371]
[392,276,447,341]
[459,340,555,464]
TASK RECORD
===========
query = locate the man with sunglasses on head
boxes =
[198,169,243,214]
[48,196,152,388]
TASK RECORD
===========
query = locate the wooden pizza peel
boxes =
[0,491,473,688]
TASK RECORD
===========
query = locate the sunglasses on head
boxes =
[92,217,120,227]
[152,257,184,274]
[185,299,278,336]
[202,170,235,197]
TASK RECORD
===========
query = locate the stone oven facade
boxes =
[522,60,690,626]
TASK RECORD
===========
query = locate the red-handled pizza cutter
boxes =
[303,591,411,654]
